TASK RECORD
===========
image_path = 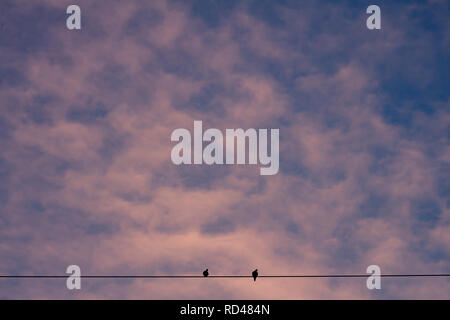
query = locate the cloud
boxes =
[0,0,449,299]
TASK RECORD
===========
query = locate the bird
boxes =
[203,269,209,277]
[252,269,258,282]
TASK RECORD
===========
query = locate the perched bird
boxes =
[203,269,209,277]
[252,269,258,282]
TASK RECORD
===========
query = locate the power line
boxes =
[1,274,449,279]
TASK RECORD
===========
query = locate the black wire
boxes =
[0,274,449,279]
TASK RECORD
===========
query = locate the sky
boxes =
[0,0,449,299]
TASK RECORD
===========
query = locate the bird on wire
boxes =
[252,269,258,282]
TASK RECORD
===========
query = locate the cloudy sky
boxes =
[0,0,449,299]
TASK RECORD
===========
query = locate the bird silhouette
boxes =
[203,269,209,277]
[252,269,258,282]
